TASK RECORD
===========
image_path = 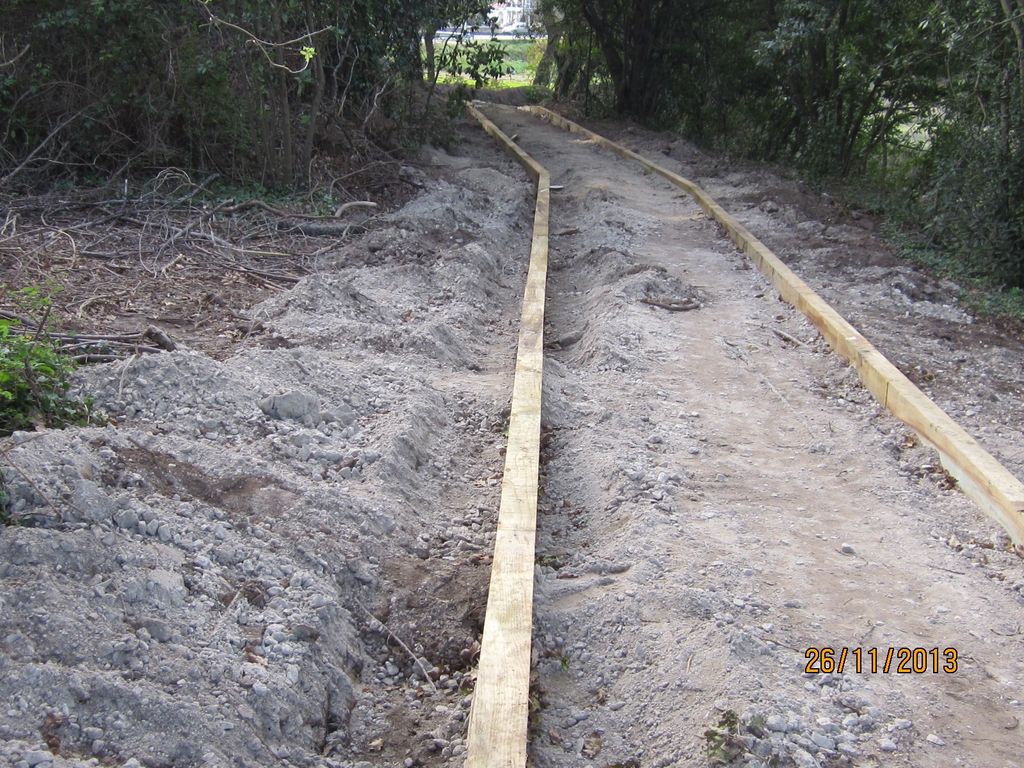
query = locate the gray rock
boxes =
[789,747,818,768]
[259,391,321,426]
[810,732,835,751]
[23,751,52,767]
[840,543,856,555]
[925,733,945,746]
[879,739,898,752]
[145,569,186,607]
[140,617,173,642]
[328,404,356,426]
[766,714,788,732]
[71,480,115,524]
[114,508,139,530]
[837,743,860,757]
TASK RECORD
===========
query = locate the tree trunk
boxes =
[300,45,325,187]
[999,0,1024,102]
[271,5,293,186]
[579,0,627,110]
[534,17,562,87]
[424,29,437,83]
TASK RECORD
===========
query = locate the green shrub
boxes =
[0,288,91,435]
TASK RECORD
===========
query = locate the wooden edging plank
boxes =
[464,102,551,767]
[522,104,1024,547]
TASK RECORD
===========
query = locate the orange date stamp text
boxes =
[803,646,958,674]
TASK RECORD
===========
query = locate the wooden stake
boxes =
[464,103,551,767]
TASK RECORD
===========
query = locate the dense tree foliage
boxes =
[2,0,1022,286]
[0,0,494,189]
[554,0,1024,286]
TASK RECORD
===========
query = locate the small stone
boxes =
[926,734,945,746]
[608,701,626,711]
[141,618,173,643]
[879,739,898,752]
[810,732,835,751]
[837,743,860,757]
[259,391,321,426]
[766,714,787,732]
[840,543,856,555]
[23,751,53,767]
[892,718,913,731]
[114,508,139,530]
[71,480,115,524]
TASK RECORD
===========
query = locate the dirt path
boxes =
[480,104,1024,768]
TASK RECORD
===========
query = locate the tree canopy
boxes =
[2,0,1022,286]
[0,0,493,188]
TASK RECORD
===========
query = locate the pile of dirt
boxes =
[0,134,533,768]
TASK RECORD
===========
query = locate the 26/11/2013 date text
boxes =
[804,647,958,674]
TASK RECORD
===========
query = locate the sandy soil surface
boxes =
[0,101,1021,768]
[479,104,1024,768]
[584,114,1024,492]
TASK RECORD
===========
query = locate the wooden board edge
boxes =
[522,105,1024,547]
[465,103,552,767]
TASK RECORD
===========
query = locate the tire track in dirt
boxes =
[480,104,1024,768]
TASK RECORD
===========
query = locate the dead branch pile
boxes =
[0,171,379,361]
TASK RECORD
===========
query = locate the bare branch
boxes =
[0,44,29,70]
[0,108,88,190]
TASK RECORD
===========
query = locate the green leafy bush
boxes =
[0,288,91,435]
